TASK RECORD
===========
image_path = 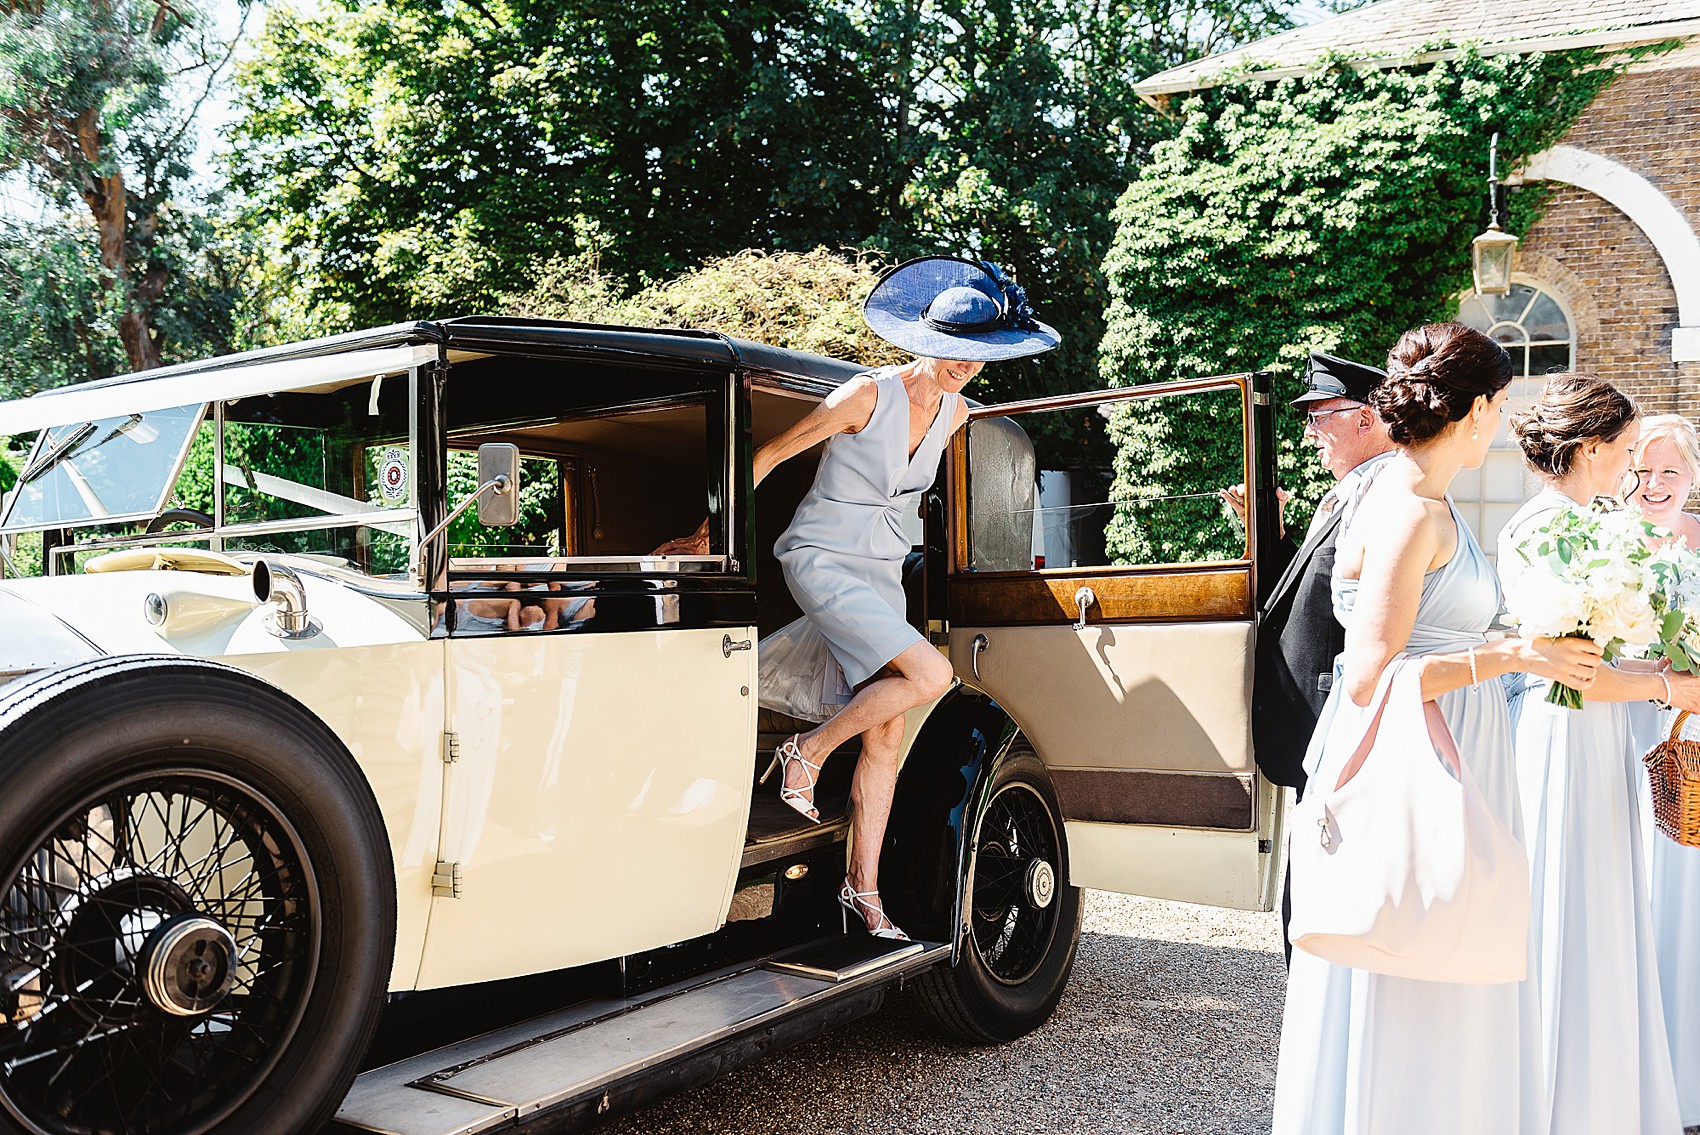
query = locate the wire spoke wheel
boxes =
[968,780,1062,987]
[0,769,318,1135]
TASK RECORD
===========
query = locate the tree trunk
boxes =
[73,107,161,373]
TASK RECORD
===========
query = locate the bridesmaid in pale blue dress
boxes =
[1273,324,1604,1135]
[1498,377,1695,1135]
[1627,414,1700,1128]
[659,257,1058,938]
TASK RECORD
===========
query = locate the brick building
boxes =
[1136,0,1700,548]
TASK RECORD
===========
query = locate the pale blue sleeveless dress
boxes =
[1625,512,1700,1127]
[1498,490,1681,1135]
[775,369,961,687]
[1632,699,1700,1127]
[1273,501,1543,1135]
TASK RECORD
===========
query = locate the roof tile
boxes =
[1136,0,1699,96]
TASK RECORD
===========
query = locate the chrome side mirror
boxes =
[475,443,520,527]
[415,443,524,585]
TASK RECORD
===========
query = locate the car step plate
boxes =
[763,935,923,982]
[332,940,946,1135]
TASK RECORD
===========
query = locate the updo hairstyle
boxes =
[1633,414,1700,483]
[1370,322,1514,445]
[1509,373,1639,478]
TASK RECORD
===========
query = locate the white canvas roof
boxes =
[0,344,439,439]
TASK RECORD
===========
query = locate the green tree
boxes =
[0,0,252,375]
[1097,47,1627,565]
[875,0,1299,467]
[231,0,1306,424]
[231,0,897,337]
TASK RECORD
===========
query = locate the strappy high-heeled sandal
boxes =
[838,880,910,941]
[759,734,823,824]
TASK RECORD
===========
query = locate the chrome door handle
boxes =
[1073,587,1097,630]
[722,634,753,658]
[971,633,989,681]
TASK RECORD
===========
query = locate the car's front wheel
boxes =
[915,744,1082,1043]
[0,658,395,1135]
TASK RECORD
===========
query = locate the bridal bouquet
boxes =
[1643,539,1700,673]
[1505,503,1665,707]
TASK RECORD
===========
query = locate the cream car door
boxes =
[946,373,1285,911]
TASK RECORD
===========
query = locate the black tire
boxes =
[915,744,1082,1044]
[0,657,395,1135]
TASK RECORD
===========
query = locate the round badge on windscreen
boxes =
[378,448,409,502]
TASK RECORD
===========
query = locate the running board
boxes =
[332,938,946,1135]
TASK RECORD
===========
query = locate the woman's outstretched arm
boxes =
[1339,494,1602,704]
[653,376,880,554]
[1339,493,1438,706]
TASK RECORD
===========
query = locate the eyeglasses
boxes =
[1304,406,1362,426]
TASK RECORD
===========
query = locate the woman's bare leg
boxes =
[844,714,906,930]
[781,640,954,806]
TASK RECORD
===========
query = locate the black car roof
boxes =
[37,316,867,396]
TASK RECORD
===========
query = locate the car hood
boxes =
[0,585,103,684]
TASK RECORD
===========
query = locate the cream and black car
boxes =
[0,318,1285,1135]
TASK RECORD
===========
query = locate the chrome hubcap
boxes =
[1025,859,1056,909]
[141,914,238,1016]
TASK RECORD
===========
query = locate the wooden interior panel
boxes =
[949,565,1251,626]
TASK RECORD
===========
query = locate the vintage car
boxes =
[0,318,1284,1135]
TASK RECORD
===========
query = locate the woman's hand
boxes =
[1527,635,1605,689]
[653,518,710,556]
[1661,670,1700,714]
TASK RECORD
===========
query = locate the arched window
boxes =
[1457,281,1575,377]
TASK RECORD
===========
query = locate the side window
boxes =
[446,397,717,571]
[962,384,1250,573]
[446,452,568,559]
[219,379,415,576]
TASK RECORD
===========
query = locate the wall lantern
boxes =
[1472,131,1519,296]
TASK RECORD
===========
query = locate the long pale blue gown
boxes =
[1273,501,1542,1135]
[1633,700,1700,1127]
[775,368,961,687]
[1499,489,1680,1135]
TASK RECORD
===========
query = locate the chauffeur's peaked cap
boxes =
[1290,352,1386,406]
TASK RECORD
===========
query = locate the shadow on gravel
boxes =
[594,919,1286,1135]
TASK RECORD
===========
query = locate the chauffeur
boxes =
[1248,352,1393,796]
[1225,354,1392,956]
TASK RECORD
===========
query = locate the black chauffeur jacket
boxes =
[1252,506,1349,794]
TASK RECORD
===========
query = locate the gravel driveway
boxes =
[597,892,1286,1135]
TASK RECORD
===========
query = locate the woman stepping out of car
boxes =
[660,257,1058,940]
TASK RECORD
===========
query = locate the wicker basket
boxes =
[1646,710,1700,849]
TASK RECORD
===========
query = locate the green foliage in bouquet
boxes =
[1507,503,1666,708]
[1098,44,1655,566]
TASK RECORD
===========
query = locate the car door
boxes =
[415,362,759,990]
[943,372,1285,911]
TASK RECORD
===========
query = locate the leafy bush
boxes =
[508,247,908,368]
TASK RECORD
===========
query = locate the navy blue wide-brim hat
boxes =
[863,256,1061,362]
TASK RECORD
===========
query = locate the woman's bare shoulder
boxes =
[950,396,970,433]
[1354,482,1444,559]
[821,374,881,433]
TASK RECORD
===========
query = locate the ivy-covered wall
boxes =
[1099,47,1630,565]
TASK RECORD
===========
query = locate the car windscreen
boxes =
[0,404,205,533]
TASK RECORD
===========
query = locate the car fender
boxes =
[882,681,1025,954]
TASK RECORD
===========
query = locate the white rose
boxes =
[1506,569,1592,639]
[1592,587,1661,649]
